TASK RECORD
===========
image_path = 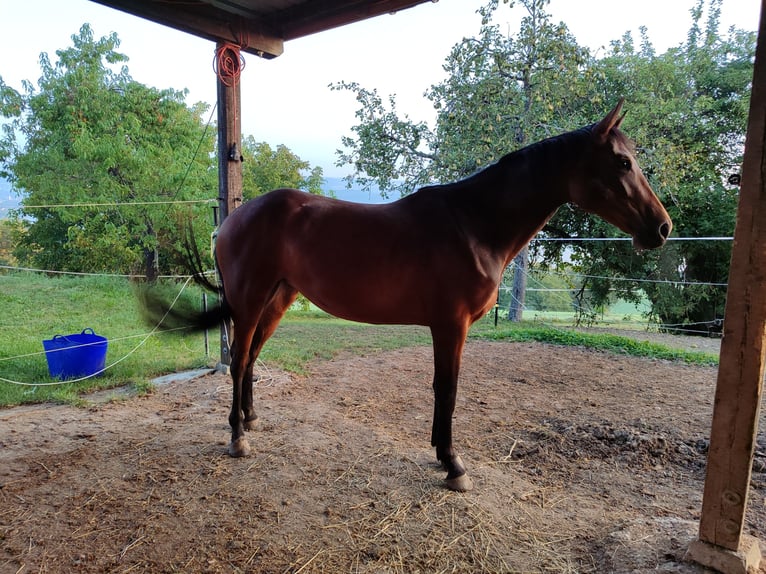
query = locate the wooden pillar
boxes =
[215,42,244,370]
[687,2,765,571]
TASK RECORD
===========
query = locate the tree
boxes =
[333,0,754,331]
[335,0,594,192]
[0,218,20,266]
[0,25,217,278]
[562,0,754,331]
[1,26,329,279]
[241,137,323,201]
[334,0,595,319]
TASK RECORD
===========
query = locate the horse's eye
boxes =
[618,156,632,171]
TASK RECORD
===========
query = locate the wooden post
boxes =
[687,3,765,571]
[215,41,244,371]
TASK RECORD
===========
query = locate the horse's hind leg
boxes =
[228,321,257,457]
[237,283,298,434]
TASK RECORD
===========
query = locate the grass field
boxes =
[0,272,717,407]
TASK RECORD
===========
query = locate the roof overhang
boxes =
[89,0,437,58]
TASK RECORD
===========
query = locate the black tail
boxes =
[183,225,219,294]
[138,227,231,332]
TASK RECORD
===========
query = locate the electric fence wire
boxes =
[0,263,216,280]
[1,237,728,385]
[19,199,215,209]
[0,261,727,287]
[531,236,733,242]
[6,101,218,215]
[545,268,729,288]
[0,99,221,386]
[497,261,724,336]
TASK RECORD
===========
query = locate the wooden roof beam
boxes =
[275,0,435,41]
[90,0,284,58]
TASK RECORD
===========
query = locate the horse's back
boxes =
[214,188,491,324]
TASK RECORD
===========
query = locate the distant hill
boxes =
[321,176,392,204]
[0,178,19,219]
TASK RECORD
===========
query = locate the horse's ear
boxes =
[594,98,625,143]
[615,110,627,129]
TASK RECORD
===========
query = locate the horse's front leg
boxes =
[430,324,473,492]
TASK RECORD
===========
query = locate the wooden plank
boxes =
[278,0,434,40]
[697,2,766,551]
[89,0,436,57]
[89,0,284,58]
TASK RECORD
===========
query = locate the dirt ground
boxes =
[1,336,764,573]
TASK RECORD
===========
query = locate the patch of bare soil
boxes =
[1,340,764,573]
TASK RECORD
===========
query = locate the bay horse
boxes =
[147,99,671,491]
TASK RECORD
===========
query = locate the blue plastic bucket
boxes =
[42,328,108,380]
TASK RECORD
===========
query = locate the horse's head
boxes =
[570,99,672,250]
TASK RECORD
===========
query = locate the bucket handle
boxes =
[50,328,98,343]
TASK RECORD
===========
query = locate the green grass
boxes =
[0,272,717,407]
[0,272,212,406]
[469,316,719,366]
[261,315,430,373]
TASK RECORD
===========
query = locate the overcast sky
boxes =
[0,0,760,177]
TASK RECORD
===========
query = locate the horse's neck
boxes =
[450,132,584,265]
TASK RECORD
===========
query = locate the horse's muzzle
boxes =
[633,219,672,251]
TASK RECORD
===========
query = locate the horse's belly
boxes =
[295,268,498,327]
[299,281,424,325]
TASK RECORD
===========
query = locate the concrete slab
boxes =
[151,368,214,386]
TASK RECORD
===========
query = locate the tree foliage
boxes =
[241,137,323,201]
[0,25,324,279]
[0,218,20,266]
[333,0,594,196]
[333,0,754,331]
[565,0,754,330]
[0,25,217,278]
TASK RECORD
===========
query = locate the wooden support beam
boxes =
[278,0,434,40]
[215,42,244,370]
[90,0,284,58]
[687,3,765,571]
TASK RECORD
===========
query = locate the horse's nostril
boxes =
[659,221,671,240]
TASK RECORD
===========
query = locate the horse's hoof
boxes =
[444,473,474,492]
[244,417,258,431]
[228,437,251,457]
